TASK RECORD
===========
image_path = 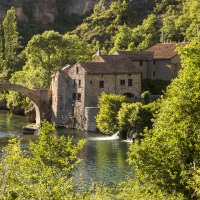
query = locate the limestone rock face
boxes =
[0,0,114,24]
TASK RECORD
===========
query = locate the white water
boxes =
[123,138,133,143]
[90,131,120,141]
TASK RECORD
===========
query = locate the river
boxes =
[0,110,133,187]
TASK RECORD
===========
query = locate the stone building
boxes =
[52,55,141,131]
[51,43,185,131]
[114,43,185,80]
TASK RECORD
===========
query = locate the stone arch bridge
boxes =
[0,83,52,125]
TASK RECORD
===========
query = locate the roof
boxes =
[77,56,141,74]
[146,43,186,59]
[113,43,188,60]
[97,54,141,65]
[113,51,153,61]
[59,64,72,76]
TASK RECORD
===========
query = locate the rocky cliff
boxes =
[0,0,114,24]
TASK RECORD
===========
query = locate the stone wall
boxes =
[84,107,99,132]
[51,70,69,125]
[66,64,86,129]
[132,60,148,79]
[85,73,141,107]
[147,55,181,80]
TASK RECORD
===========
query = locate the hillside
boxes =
[0,0,155,45]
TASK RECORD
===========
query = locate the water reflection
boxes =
[0,110,133,187]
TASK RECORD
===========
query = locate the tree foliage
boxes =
[0,7,21,81]
[0,120,85,199]
[117,101,159,139]
[96,93,128,135]
[127,41,200,199]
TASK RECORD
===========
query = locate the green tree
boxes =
[0,120,85,199]
[127,41,200,199]
[24,31,92,89]
[132,14,160,51]
[96,93,128,135]
[24,31,64,88]
[2,7,20,80]
[141,90,150,104]
[0,26,7,82]
[117,101,157,139]
[63,33,92,64]
[111,24,133,53]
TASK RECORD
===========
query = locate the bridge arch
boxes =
[0,83,52,125]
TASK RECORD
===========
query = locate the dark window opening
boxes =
[73,79,76,86]
[120,80,125,85]
[78,79,81,87]
[90,81,92,84]
[99,80,104,88]
[72,93,76,100]
[128,79,133,86]
[153,60,156,65]
[153,71,156,77]
[76,67,79,74]
[139,60,143,66]
[77,93,81,101]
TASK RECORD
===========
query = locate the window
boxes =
[99,80,104,88]
[139,60,143,66]
[90,81,92,84]
[77,93,81,101]
[153,60,156,65]
[120,80,125,85]
[78,79,81,87]
[76,67,79,74]
[128,79,132,86]
[73,79,76,87]
[72,93,76,100]
[153,71,156,77]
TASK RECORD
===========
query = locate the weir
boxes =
[0,83,52,125]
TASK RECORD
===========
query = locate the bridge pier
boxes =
[35,90,52,125]
[0,83,52,125]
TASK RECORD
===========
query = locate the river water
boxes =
[0,110,133,187]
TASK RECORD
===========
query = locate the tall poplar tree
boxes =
[0,26,3,72]
[2,7,19,80]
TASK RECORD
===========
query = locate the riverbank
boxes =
[0,110,132,187]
